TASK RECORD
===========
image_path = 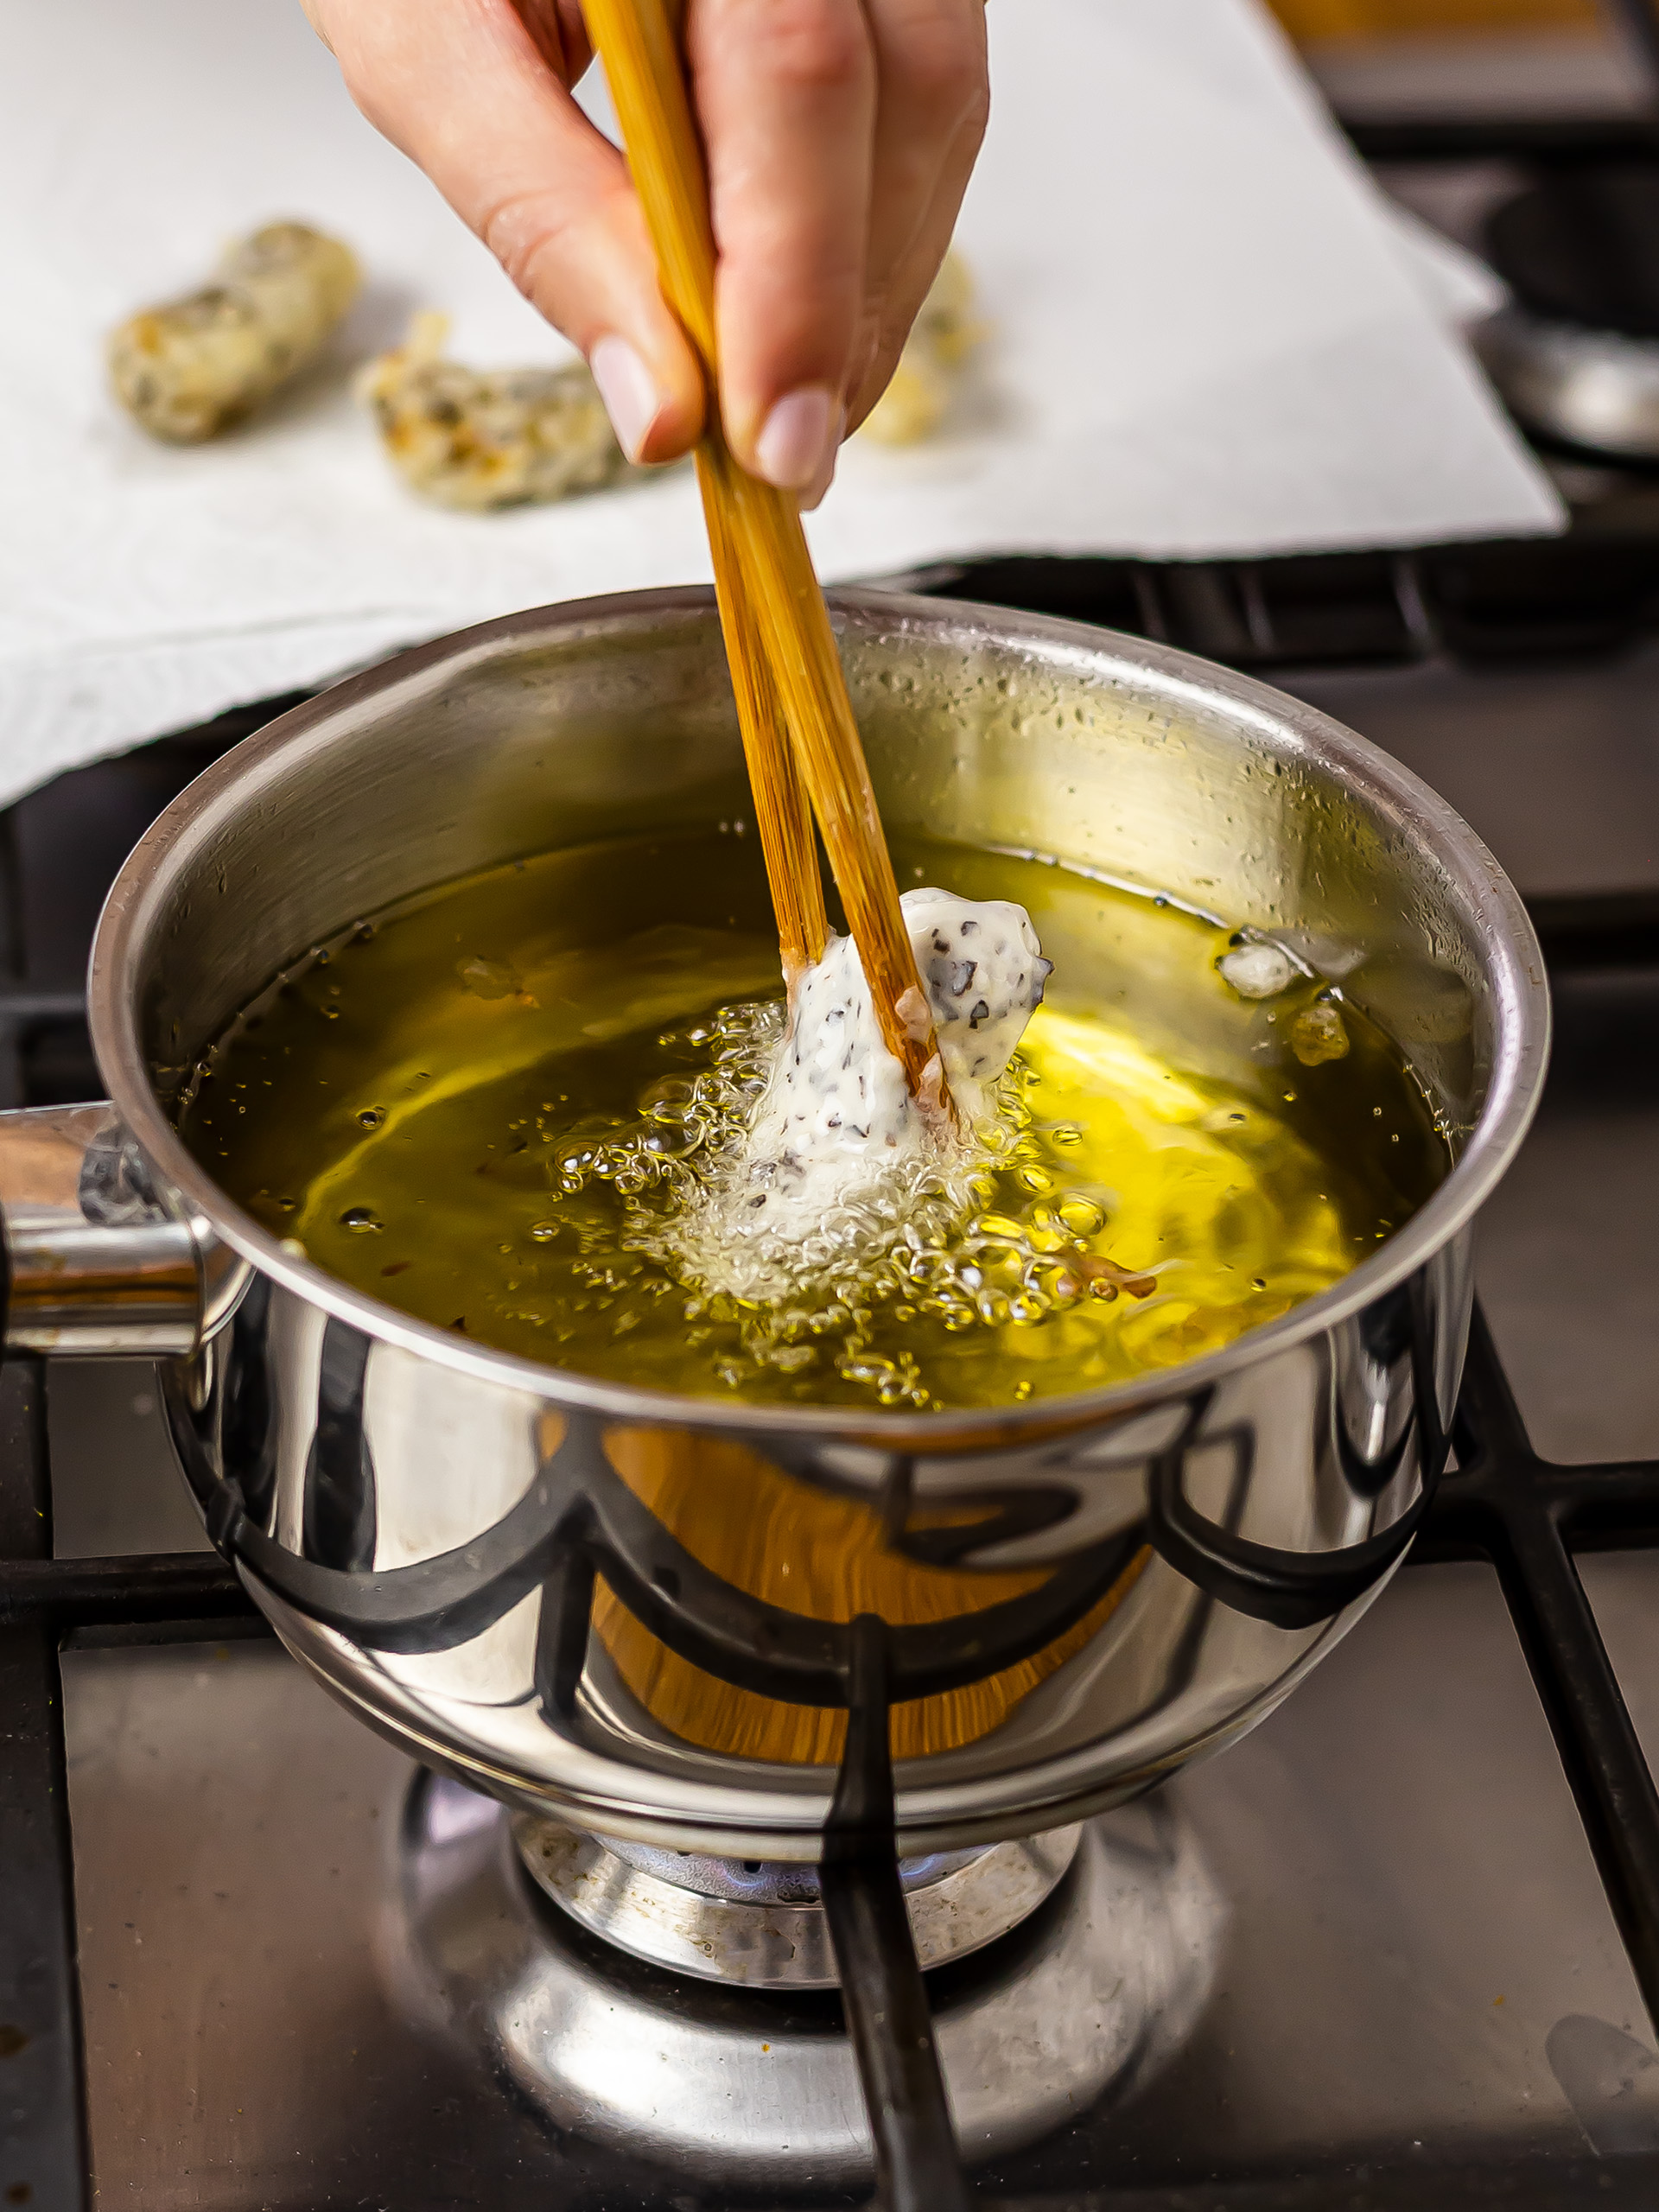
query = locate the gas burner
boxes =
[1476,305,1659,461]
[1476,159,1659,461]
[515,1817,1081,1988]
[384,1773,1223,2187]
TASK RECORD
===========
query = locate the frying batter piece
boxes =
[670,888,1052,1300]
[359,314,632,511]
[108,222,360,443]
[755,888,1051,1184]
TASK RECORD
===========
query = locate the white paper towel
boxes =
[0,0,1560,806]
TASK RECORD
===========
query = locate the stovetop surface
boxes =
[35,958,1656,2211]
[7,116,1659,2212]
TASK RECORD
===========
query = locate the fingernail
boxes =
[590,334,660,461]
[755,385,838,491]
[801,412,847,512]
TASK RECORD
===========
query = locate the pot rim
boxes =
[89,584,1551,1445]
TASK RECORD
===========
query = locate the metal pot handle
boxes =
[1147,1443,1438,1633]
[1144,1283,1450,1632]
[0,1103,238,1356]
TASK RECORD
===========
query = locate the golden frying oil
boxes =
[177,829,1449,1412]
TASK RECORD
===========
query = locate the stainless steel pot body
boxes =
[8,589,1548,1858]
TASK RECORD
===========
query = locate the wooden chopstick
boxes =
[584,0,948,1109]
[697,452,827,987]
[580,0,825,989]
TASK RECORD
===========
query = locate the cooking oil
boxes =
[178,827,1450,1412]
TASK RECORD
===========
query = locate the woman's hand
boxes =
[303,0,989,504]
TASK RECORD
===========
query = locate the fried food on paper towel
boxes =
[359,315,632,512]
[860,251,985,448]
[108,223,360,444]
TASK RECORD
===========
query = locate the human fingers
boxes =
[845,0,988,416]
[842,93,987,440]
[509,0,594,80]
[304,0,704,461]
[687,0,879,489]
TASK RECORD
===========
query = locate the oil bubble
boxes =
[1058,1196,1105,1238]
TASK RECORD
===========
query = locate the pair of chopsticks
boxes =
[583,0,949,1116]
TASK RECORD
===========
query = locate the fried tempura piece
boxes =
[108,223,360,443]
[358,314,631,512]
[860,251,984,447]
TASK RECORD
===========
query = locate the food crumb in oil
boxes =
[1291,1001,1351,1067]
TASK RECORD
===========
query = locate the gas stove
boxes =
[6,110,1659,2212]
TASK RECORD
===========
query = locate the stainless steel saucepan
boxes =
[0,589,1548,1860]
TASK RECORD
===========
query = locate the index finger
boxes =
[312,0,705,460]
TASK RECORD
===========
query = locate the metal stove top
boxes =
[6,116,1659,2212]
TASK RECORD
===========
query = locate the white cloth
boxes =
[0,0,1560,807]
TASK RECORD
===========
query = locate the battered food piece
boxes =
[753,887,1052,1190]
[108,222,360,443]
[670,888,1052,1300]
[359,314,632,511]
[860,251,983,447]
